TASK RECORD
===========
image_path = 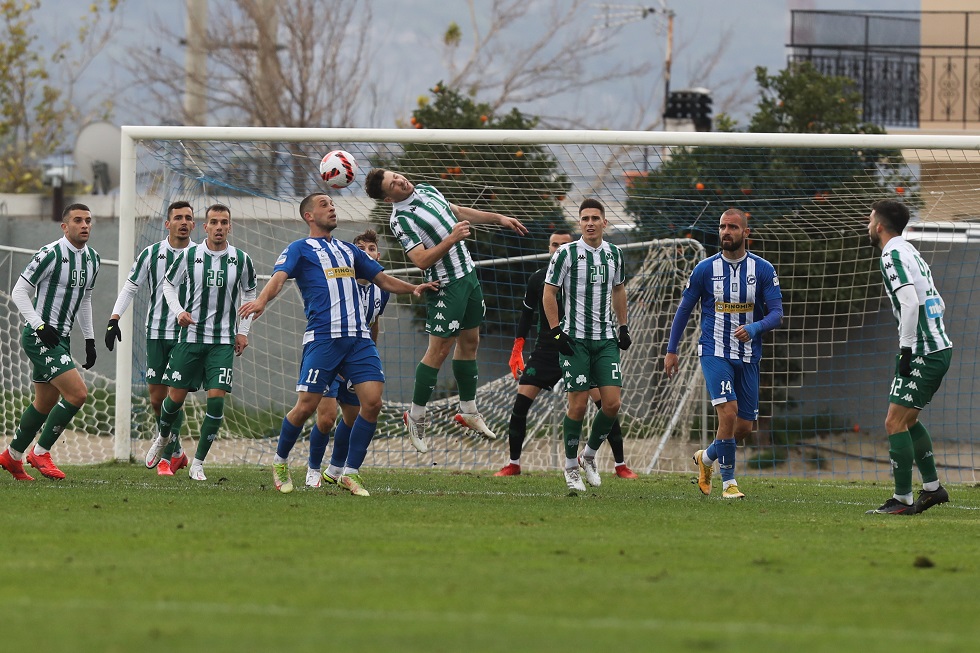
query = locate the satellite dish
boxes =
[74,122,122,194]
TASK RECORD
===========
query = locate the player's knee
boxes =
[512,393,534,418]
[601,397,621,416]
[359,395,383,418]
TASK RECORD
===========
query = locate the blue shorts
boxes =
[296,337,384,394]
[324,376,360,406]
[700,356,759,421]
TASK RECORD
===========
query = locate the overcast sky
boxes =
[38,0,921,130]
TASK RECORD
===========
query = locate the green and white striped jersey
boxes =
[127,239,194,340]
[880,236,952,355]
[545,238,626,340]
[165,244,256,345]
[389,183,474,284]
[20,237,100,337]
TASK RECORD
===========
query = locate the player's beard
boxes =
[721,235,742,252]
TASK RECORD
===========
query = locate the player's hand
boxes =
[449,220,472,243]
[733,325,750,342]
[235,334,249,357]
[500,215,529,235]
[35,323,60,348]
[618,325,632,351]
[239,299,266,320]
[82,339,97,370]
[105,318,122,351]
[177,312,195,327]
[509,337,526,380]
[413,280,440,297]
[550,327,574,356]
[664,352,679,379]
[899,347,913,377]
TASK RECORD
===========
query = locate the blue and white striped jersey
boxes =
[359,282,390,327]
[273,237,383,342]
[676,251,782,363]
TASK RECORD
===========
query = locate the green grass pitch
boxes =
[1,465,978,653]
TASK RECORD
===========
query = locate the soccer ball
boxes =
[319,150,358,189]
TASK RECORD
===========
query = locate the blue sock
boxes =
[704,439,720,462]
[344,416,377,470]
[329,419,353,468]
[716,439,737,482]
[276,416,304,459]
[308,424,328,469]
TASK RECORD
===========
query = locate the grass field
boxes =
[2,465,978,653]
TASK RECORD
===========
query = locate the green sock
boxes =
[412,362,440,406]
[36,399,82,450]
[562,415,583,460]
[588,410,616,450]
[909,422,939,485]
[195,396,225,460]
[158,396,183,439]
[163,409,185,458]
[452,359,479,402]
[10,404,48,454]
[888,431,915,497]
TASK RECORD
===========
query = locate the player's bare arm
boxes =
[373,272,440,297]
[239,270,288,320]
[451,204,528,235]
[405,221,471,270]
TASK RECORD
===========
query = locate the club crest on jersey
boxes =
[746,275,756,285]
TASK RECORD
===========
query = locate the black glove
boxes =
[82,339,98,370]
[551,327,574,356]
[898,347,913,378]
[105,318,122,351]
[618,325,632,351]
[35,324,60,348]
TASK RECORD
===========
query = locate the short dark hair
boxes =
[205,203,232,220]
[62,203,90,221]
[365,168,387,200]
[550,228,573,240]
[299,193,327,220]
[167,201,193,217]
[353,229,378,247]
[579,198,604,216]
[871,199,910,234]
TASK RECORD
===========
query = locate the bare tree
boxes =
[123,0,375,128]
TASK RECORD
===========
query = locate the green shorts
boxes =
[426,270,484,338]
[163,342,236,392]
[145,338,178,385]
[559,337,622,392]
[889,348,951,410]
[21,327,76,383]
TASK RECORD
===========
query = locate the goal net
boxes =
[3,128,978,483]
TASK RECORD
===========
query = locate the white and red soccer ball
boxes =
[319,149,358,189]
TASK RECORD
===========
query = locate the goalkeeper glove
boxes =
[618,325,632,351]
[35,324,60,348]
[898,347,913,377]
[105,318,122,351]
[82,339,98,370]
[509,337,526,380]
[550,327,574,356]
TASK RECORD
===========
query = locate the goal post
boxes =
[100,126,980,481]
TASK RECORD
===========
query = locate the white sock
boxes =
[459,400,477,414]
[273,454,287,464]
[615,462,627,468]
[702,450,716,464]
[193,457,205,467]
[583,445,598,460]
[307,465,320,473]
[409,403,426,420]
[723,479,738,490]
[509,459,521,466]
[326,464,343,479]
[565,457,578,470]
[894,492,914,505]
[343,466,359,476]
[6,447,23,461]
[922,480,941,492]
[32,443,49,456]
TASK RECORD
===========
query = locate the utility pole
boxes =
[184,0,208,125]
